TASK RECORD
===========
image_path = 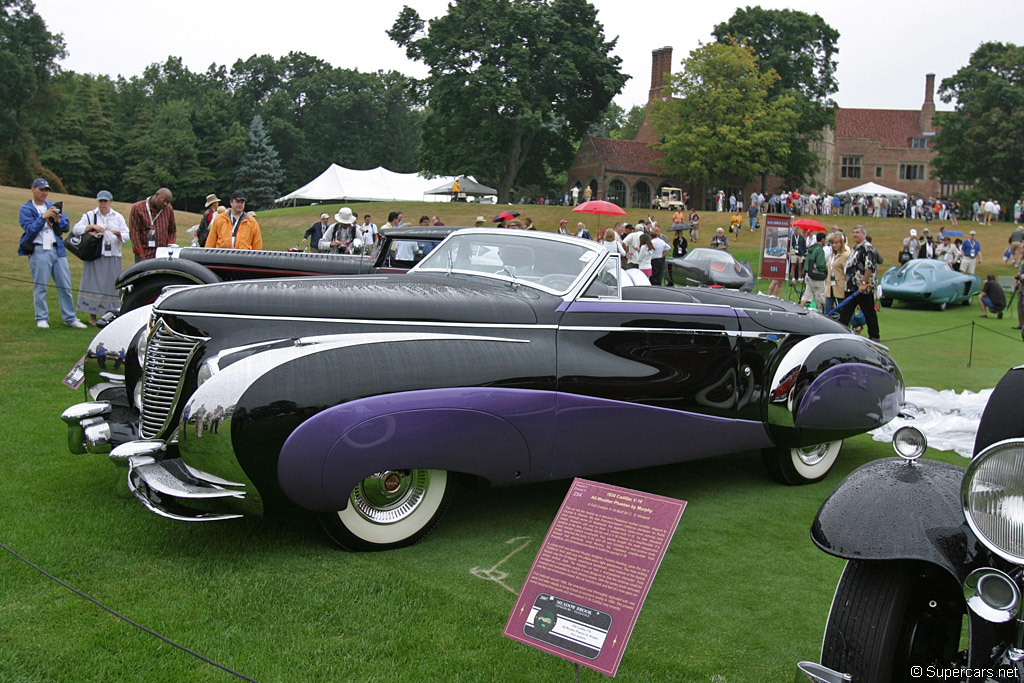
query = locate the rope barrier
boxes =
[0,539,262,683]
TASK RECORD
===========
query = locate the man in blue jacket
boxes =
[18,178,87,329]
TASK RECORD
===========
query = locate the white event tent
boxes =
[275,164,468,204]
[836,182,907,197]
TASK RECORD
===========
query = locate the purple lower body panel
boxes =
[278,387,773,512]
[795,362,903,432]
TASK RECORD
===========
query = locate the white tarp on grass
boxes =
[275,164,461,204]
[836,181,908,197]
[869,386,994,457]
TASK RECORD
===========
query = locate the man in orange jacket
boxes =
[205,191,262,250]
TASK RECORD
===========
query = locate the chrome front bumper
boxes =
[62,401,114,454]
[110,439,247,521]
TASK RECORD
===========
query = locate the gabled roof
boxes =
[589,137,664,175]
[835,109,927,148]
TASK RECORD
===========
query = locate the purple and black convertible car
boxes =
[62,229,904,550]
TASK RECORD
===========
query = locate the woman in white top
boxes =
[72,190,130,324]
[601,228,626,259]
[633,232,655,279]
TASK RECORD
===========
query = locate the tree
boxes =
[389,0,627,201]
[932,42,1024,202]
[0,0,67,185]
[611,104,646,141]
[651,42,798,186]
[234,114,284,208]
[712,7,839,187]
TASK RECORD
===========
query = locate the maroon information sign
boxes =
[759,213,791,280]
[503,478,686,677]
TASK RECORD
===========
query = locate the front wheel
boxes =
[821,560,965,681]
[762,440,842,485]
[936,301,948,311]
[879,297,893,308]
[318,469,452,551]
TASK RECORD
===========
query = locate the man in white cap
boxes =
[301,213,331,252]
[18,178,87,328]
[321,207,357,253]
[196,193,220,247]
[901,228,920,264]
[961,230,982,274]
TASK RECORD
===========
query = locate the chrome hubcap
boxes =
[795,443,830,467]
[350,470,430,525]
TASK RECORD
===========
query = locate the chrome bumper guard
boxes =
[61,401,113,454]
[110,440,246,522]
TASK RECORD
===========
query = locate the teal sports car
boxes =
[879,259,981,310]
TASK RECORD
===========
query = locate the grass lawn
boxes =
[1,186,1020,682]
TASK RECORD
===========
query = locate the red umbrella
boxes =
[573,200,627,217]
[793,218,826,232]
[493,210,520,222]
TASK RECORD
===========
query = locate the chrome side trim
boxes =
[154,310,559,330]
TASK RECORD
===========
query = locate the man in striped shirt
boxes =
[128,188,177,261]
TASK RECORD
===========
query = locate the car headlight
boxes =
[197,360,216,387]
[962,438,1024,563]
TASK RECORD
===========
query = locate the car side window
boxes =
[581,255,621,299]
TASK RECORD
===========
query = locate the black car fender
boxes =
[116,257,219,290]
[810,457,986,583]
[764,334,904,446]
[182,331,555,512]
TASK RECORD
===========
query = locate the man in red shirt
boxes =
[128,188,177,261]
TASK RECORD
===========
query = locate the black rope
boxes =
[0,272,121,300]
[0,539,261,683]
[972,321,1024,343]
[881,322,974,343]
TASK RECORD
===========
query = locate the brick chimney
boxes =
[648,46,673,102]
[920,73,936,133]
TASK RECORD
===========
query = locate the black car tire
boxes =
[936,301,948,311]
[319,469,452,551]
[961,295,973,306]
[879,297,893,308]
[761,440,842,485]
[821,560,965,681]
[120,275,196,315]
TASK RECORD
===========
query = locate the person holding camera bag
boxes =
[17,178,86,329]
[72,190,129,325]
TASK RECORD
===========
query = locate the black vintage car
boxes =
[802,366,1024,682]
[63,229,903,551]
[665,248,756,291]
[115,225,455,313]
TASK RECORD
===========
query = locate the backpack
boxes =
[807,247,827,281]
[196,209,214,247]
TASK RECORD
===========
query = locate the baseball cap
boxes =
[96,190,113,201]
[31,178,49,189]
[969,230,977,235]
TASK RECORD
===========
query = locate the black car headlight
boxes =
[962,439,1024,563]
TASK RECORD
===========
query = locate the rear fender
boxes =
[811,457,985,583]
[116,258,219,290]
[278,387,556,512]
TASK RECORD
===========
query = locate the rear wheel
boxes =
[879,297,893,308]
[821,560,965,681]
[318,469,452,551]
[762,440,842,485]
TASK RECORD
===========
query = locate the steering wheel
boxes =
[539,274,576,290]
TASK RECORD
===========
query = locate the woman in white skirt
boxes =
[72,190,130,325]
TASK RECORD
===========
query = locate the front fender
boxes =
[811,457,986,583]
[82,304,152,403]
[278,387,555,512]
[116,257,219,290]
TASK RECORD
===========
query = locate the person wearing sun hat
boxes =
[196,193,220,247]
[205,191,262,250]
[474,216,486,228]
[320,207,358,253]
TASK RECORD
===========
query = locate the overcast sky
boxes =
[34,0,1023,112]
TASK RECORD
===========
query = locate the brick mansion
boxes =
[567,46,957,210]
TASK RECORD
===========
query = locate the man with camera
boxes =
[18,178,87,329]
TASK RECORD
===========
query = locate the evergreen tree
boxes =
[234,114,284,208]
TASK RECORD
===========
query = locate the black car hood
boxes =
[155,274,540,324]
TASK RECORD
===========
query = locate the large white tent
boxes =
[275,164,464,204]
[836,182,907,197]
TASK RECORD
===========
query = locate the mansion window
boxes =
[840,156,862,179]
[875,167,883,178]
[900,164,926,181]
[911,137,928,149]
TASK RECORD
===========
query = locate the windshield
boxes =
[685,248,735,264]
[415,232,600,294]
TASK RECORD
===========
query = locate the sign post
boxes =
[503,478,685,677]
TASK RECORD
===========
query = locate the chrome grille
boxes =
[140,319,205,438]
